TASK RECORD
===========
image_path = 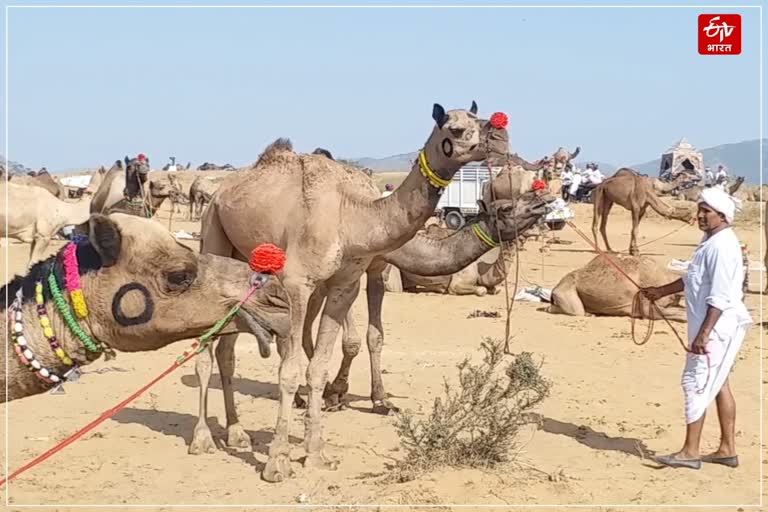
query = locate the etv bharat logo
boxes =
[698,14,741,55]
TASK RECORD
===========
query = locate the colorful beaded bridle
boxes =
[8,239,107,393]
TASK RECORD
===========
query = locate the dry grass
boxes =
[388,338,551,482]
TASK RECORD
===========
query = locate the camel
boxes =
[1,213,289,402]
[591,168,696,256]
[189,193,550,457]
[549,254,683,318]
[194,102,509,482]
[13,170,67,198]
[398,244,508,295]
[1,182,92,266]
[676,176,745,202]
[83,166,107,197]
[548,145,580,178]
[90,156,151,214]
[481,154,548,205]
[188,176,220,220]
[104,180,171,217]
[166,174,189,215]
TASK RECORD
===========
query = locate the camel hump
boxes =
[254,138,294,167]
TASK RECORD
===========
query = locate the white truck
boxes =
[436,163,502,229]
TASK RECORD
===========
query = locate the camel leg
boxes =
[303,279,360,470]
[599,202,614,254]
[189,344,218,454]
[263,277,312,483]
[292,288,327,410]
[449,279,488,296]
[363,265,399,415]
[323,281,365,411]
[549,278,586,316]
[215,335,251,449]
[629,206,641,256]
[28,234,51,267]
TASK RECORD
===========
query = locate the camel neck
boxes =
[349,150,460,254]
[383,218,495,276]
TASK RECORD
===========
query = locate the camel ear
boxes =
[124,156,130,166]
[469,100,478,115]
[432,103,447,129]
[88,214,122,267]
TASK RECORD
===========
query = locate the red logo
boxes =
[698,14,741,55]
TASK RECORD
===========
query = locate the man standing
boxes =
[640,187,752,470]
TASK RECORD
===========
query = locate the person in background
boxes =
[560,164,574,202]
[641,187,752,470]
[381,183,394,198]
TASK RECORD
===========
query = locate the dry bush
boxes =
[389,338,551,482]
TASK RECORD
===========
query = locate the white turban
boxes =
[698,187,738,224]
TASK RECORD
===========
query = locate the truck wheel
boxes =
[444,211,465,230]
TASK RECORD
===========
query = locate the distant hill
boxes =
[348,139,766,185]
[630,139,766,184]
[350,151,418,172]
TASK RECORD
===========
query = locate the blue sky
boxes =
[0,1,764,171]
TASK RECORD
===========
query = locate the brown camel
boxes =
[547,145,580,178]
[13,170,67,199]
[90,156,151,214]
[166,174,189,215]
[549,254,683,318]
[399,244,509,296]
[194,102,508,482]
[105,180,170,217]
[591,168,695,256]
[188,176,220,220]
[1,213,289,402]
[1,182,92,266]
[314,192,552,413]
[676,176,745,202]
[193,193,551,458]
[482,154,548,205]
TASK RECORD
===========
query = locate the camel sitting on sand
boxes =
[676,176,745,202]
[592,168,696,256]
[1,213,289,402]
[1,182,92,266]
[549,254,683,318]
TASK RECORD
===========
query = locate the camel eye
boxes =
[449,127,466,138]
[165,270,196,291]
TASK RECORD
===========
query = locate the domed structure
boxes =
[659,137,703,181]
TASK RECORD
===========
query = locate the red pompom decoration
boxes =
[137,153,146,162]
[532,179,546,192]
[249,244,286,274]
[489,112,508,130]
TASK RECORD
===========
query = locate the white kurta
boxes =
[680,227,752,423]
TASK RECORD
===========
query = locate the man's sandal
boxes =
[701,454,739,468]
[654,454,702,470]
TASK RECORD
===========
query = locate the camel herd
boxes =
[1,102,765,485]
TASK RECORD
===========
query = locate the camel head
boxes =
[148,179,171,198]
[425,101,510,169]
[4,213,290,357]
[123,154,151,198]
[478,191,557,242]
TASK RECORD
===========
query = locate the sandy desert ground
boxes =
[1,178,765,512]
